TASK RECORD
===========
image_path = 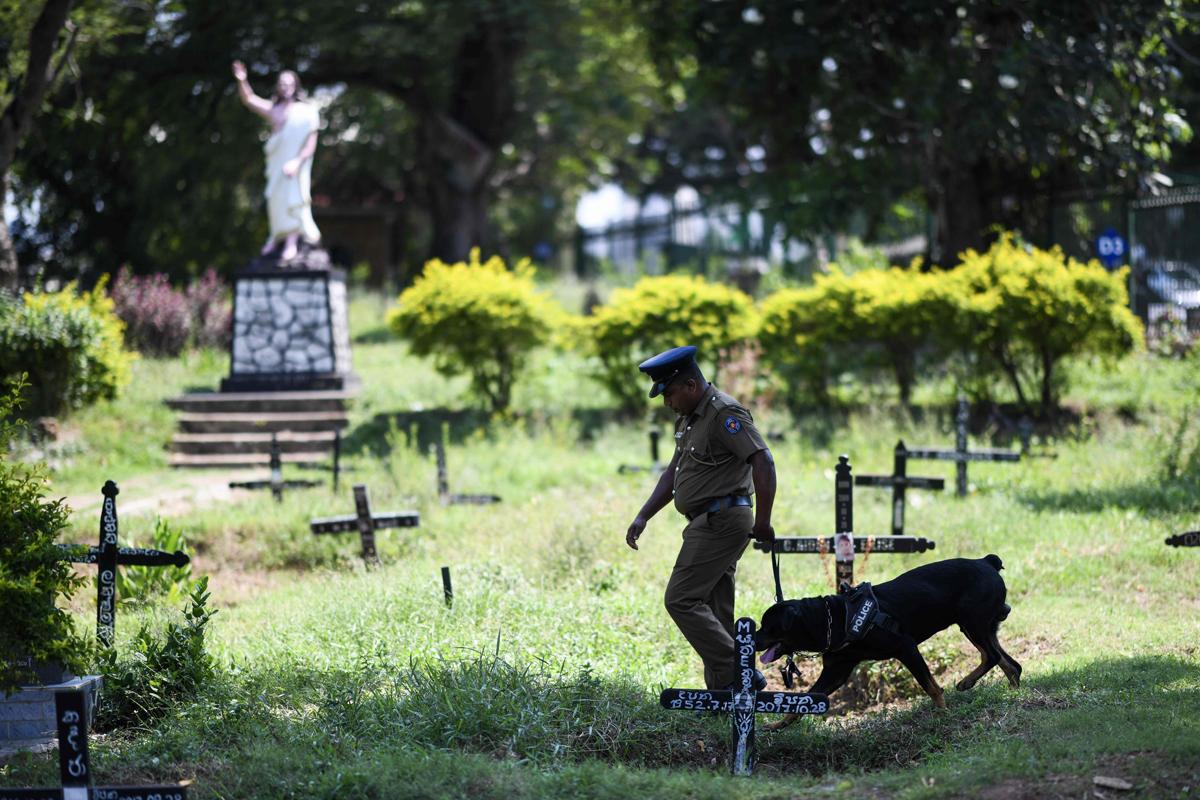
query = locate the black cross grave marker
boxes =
[905,397,1020,497]
[854,441,945,536]
[228,433,323,502]
[754,456,936,594]
[618,430,665,475]
[55,481,190,648]
[432,441,501,505]
[659,617,829,776]
[0,688,190,799]
[309,484,420,564]
[1166,531,1200,547]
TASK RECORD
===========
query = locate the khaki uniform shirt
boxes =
[672,384,769,517]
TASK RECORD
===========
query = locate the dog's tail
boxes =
[983,554,1004,572]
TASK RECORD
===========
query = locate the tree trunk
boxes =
[0,179,18,292]
[421,20,521,263]
[0,0,75,292]
[931,161,987,267]
[422,114,493,263]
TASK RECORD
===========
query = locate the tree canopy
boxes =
[12,0,661,282]
[633,0,1196,264]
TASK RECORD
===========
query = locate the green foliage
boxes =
[0,380,90,693]
[13,0,661,279]
[757,283,848,407]
[587,274,757,412]
[759,237,1142,413]
[94,576,217,730]
[949,235,1144,413]
[115,517,193,607]
[387,251,566,413]
[758,263,949,407]
[636,1,1195,261]
[0,278,134,418]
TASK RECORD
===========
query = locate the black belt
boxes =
[687,494,752,521]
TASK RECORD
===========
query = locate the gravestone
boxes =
[222,264,353,392]
[0,674,102,752]
[854,441,945,536]
[905,397,1020,496]
[55,481,190,648]
[0,688,190,799]
[658,618,829,776]
[310,485,419,564]
[1166,531,1200,547]
[432,441,501,506]
[617,430,665,475]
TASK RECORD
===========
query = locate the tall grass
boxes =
[5,290,1199,797]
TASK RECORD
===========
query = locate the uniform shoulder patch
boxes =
[724,416,742,435]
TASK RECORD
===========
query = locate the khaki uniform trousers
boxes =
[663,505,752,689]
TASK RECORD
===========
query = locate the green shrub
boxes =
[0,380,91,693]
[387,250,565,413]
[758,283,850,407]
[94,576,217,730]
[948,234,1144,414]
[115,517,193,607]
[587,275,757,412]
[848,263,957,405]
[0,278,134,418]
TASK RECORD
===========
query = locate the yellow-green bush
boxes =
[759,264,950,406]
[852,264,959,404]
[0,278,134,418]
[948,234,1143,413]
[587,275,757,412]
[759,237,1140,412]
[387,250,566,413]
[758,282,853,406]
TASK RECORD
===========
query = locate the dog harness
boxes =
[836,582,904,647]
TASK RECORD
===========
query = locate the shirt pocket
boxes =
[685,436,734,467]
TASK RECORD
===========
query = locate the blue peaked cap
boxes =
[638,345,698,398]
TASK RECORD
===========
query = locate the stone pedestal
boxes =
[222,267,354,392]
[0,675,102,748]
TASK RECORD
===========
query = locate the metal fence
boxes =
[573,200,772,278]
[575,185,1200,333]
[1129,187,1200,331]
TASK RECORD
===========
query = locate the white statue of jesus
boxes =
[232,60,321,262]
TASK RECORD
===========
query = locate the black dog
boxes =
[755,555,1021,711]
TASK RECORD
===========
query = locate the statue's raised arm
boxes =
[231,61,273,119]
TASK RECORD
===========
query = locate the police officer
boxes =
[624,345,776,690]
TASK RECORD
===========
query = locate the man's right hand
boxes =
[625,516,647,550]
[232,60,247,82]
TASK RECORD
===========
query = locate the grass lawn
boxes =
[2,291,1199,798]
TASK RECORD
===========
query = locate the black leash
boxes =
[769,545,801,689]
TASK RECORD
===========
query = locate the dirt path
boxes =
[65,468,260,519]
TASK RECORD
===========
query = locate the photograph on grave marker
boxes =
[4,2,1197,793]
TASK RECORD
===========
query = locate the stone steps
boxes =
[171,430,338,455]
[168,451,334,469]
[166,390,354,414]
[176,410,349,434]
[166,389,354,468]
